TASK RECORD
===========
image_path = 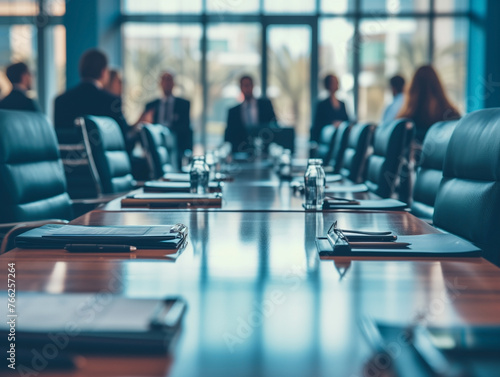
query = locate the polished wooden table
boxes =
[3,210,500,377]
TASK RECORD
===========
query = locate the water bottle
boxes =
[279,149,292,179]
[190,156,210,194]
[304,159,326,210]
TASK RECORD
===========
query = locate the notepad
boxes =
[121,193,223,208]
[317,233,482,257]
[15,224,187,249]
[0,293,186,354]
[144,181,223,193]
[323,198,407,210]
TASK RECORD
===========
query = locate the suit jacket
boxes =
[310,97,349,142]
[224,98,277,152]
[54,82,135,151]
[0,89,41,112]
[145,96,192,154]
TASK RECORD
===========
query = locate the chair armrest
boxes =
[0,219,69,254]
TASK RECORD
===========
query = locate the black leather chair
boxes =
[411,120,459,220]
[317,125,337,165]
[340,122,375,183]
[433,109,500,265]
[141,124,174,180]
[363,119,414,198]
[82,116,136,194]
[0,110,73,223]
[330,121,352,174]
[0,110,73,252]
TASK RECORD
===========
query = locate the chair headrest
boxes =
[0,110,59,164]
[372,118,413,156]
[443,109,500,181]
[419,120,459,170]
[84,116,126,151]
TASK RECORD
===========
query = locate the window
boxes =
[122,23,202,137]
[121,0,471,154]
[206,23,261,150]
[0,0,38,15]
[0,0,64,116]
[358,18,430,122]
[0,25,37,98]
[122,0,202,14]
[433,18,468,113]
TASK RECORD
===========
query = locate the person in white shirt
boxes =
[382,75,405,125]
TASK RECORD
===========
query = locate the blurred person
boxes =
[142,71,192,169]
[381,75,405,124]
[397,65,460,144]
[310,74,349,143]
[54,49,140,153]
[224,75,277,153]
[0,62,41,112]
[104,69,123,97]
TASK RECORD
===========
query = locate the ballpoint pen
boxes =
[64,244,137,252]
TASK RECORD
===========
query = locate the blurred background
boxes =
[0,0,470,157]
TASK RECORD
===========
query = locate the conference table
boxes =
[2,162,500,377]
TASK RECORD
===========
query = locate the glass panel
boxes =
[122,24,202,141]
[206,23,261,151]
[0,25,37,100]
[435,0,469,13]
[264,0,315,14]
[268,25,311,157]
[207,0,260,14]
[319,18,355,119]
[433,18,468,113]
[53,25,66,95]
[321,0,352,13]
[361,0,430,13]
[0,0,37,15]
[122,0,202,14]
[358,18,429,122]
[45,0,65,15]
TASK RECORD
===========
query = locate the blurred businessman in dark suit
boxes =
[225,75,277,153]
[142,72,192,169]
[0,62,41,112]
[54,49,140,152]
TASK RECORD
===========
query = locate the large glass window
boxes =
[122,23,202,136]
[358,18,430,122]
[206,23,261,150]
[433,18,468,113]
[319,19,355,117]
[122,0,202,14]
[206,0,260,14]
[0,25,37,98]
[268,26,311,142]
[0,0,38,15]
[121,0,471,153]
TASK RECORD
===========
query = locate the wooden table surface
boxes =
[3,210,500,377]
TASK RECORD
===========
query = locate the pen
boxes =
[349,242,410,249]
[64,244,137,253]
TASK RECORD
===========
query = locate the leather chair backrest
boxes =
[141,124,173,179]
[83,116,135,194]
[331,121,351,174]
[433,109,500,262]
[364,119,414,198]
[340,122,374,183]
[317,125,337,165]
[0,110,73,222]
[411,120,459,220]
